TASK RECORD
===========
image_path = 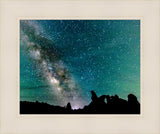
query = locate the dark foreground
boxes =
[20,91,140,114]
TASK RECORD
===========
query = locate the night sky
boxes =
[20,20,140,109]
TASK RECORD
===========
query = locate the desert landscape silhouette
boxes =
[20,90,140,114]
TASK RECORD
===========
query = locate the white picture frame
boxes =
[0,0,159,134]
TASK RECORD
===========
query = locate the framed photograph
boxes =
[0,0,159,134]
[19,19,141,115]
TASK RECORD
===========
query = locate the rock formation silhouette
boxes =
[20,91,140,114]
[66,102,72,111]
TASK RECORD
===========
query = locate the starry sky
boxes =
[20,20,140,109]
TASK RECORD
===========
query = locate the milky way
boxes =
[20,20,86,108]
[20,20,140,109]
